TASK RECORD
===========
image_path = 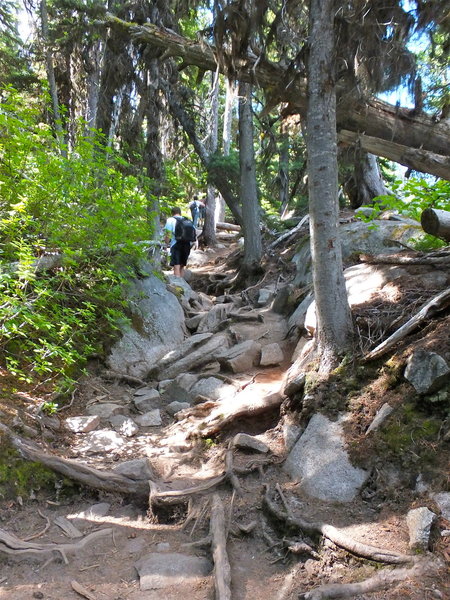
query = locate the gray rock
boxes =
[159,376,196,403]
[166,401,190,416]
[287,294,314,332]
[257,288,274,306]
[134,409,162,427]
[283,413,368,503]
[260,343,284,366]
[133,389,161,413]
[233,433,269,453]
[216,340,261,373]
[189,377,237,401]
[77,429,126,454]
[271,283,295,315]
[109,415,139,437]
[406,506,436,551]
[158,334,230,380]
[65,415,100,433]
[135,552,212,590]
[86,403,125,419]
[404,350,450,395]
[107,273,185,378]
[113,458,154,480]
[432,492,450,521]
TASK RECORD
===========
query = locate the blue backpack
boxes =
[174,216,197,242]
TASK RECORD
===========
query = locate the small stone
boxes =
[156,542,170,552]
[86,403,125,419]
[33,593,44,599]
[166,401,190,416]
[109,415,139,437]
[133,389,161,413]
[260,343,284,367]
[233,433,269,454]
[406,506,436,551]
[65,415,100,433]
[134,409,162,427]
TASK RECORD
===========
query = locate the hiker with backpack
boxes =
[164,207,197,277]
[189,195,205,228]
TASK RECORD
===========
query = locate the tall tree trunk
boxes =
[203,70,219,246]
[278,117,290,216]
[239,81,263,275]
[40,0,66,155]
[307,0,353,372]
[216,78,237,223]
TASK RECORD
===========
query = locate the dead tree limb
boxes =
[268,215,310,250]
[210,494,232,600]
[364,287,450,361]
[298,558,443,599]
[262,485,413,565]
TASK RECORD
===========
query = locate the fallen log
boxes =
[216,222,241,232]
[421,208,450,242]
[364,287,450,361]
[359,250,450,265]
[262,485,413,565]
[268,214,310,250]
[103,14,450,180]
[210,494,232,600]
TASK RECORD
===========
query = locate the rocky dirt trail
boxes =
[1,236,449,600]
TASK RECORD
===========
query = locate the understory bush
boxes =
[0,88,155,389]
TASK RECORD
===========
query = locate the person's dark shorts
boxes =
[170,241,191,267]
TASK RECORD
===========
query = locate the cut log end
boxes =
[421,208,450,242]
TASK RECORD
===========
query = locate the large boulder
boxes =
[107,274,186,378]
[292,218,423,287]
[283,413,368,503]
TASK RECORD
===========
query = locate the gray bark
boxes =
[343,151,388,208]
[40,0,66,154]
[203,70,219,246]
[239,81,263,273]
[279,118,290,215]
[307,0,353,371]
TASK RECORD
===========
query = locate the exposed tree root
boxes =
[262,485,414,565]
[298,558,443,599]
[0,526,112,563]
[179,390,284,439]
[101,370,147,386]
[210,494,232,600]
[0,424,150,500]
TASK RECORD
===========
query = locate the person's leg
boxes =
[174,264,182,277]
[170,242,182,277]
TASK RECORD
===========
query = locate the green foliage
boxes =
[357,176,449,250]
[0,88,153,388]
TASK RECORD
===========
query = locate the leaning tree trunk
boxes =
[105,15,450,180]
[307,0,353,372]
[239,81,263,276]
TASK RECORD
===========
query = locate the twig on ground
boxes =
[23,510,51,541]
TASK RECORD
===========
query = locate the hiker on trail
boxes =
[189,195,205,228]
[164,207,196,278]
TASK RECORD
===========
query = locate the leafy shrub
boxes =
[0,88,154,389]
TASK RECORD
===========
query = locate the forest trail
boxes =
[0,238,449,600]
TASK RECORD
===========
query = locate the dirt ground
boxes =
[1,237,449,600]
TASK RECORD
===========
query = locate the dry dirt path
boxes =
[0,242,448,600]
